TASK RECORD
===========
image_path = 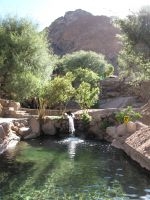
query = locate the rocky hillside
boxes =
[47,9,122,68]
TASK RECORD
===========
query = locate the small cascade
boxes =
[59,111,84,158]
[68,115,75,137]
[65,111,75,137]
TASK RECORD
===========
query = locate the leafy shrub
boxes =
[100,117,115,130]
[115,106,142,124]
[81,111,92,124]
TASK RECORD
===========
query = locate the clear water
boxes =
[0,137,150,200]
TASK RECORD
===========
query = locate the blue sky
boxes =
[0,0,149,30]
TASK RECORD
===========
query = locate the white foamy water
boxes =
[58,137,84,159]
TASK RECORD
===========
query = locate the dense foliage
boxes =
[117,6,150,82]
[0,16,54,100]
[43,73,75,110]
[72,67,100,88]
[54,50,114,79]
[50,50,112,110]
[75,82,100,110]
[0,17,108,111]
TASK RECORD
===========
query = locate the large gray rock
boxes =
[18,127,31,137]
[29,117,40,135]
[106,126,117,138]
[9,101,20,111]
[42,120,56,135]
[123,126,150,171]
[135,121,148,130]
[1,122,12,135]
[126,121,136,134]
[0,125,5,139]
[116,123,127,137]
[0,99,9,107]
[24,133,38,139]
[88,120,103,139]
[112,124,150,171]
[100,96,137,109]
[22,117,40,139]
[0,103,3,116]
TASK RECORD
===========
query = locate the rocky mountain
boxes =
[47,9,122,68]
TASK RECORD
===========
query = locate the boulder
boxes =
[116,123,127,137]
[19,127,31,137]
[13,121,20,127]
[106,126,117,138]
[100,96,137,109]
[0,99,9,107]
[29,117,40,135]
[1,122,12,135]
[42,120,56,135]
[123,126,150,170]
[11,125,19,133]
[0,138,3,144]
[14,120,29,127]
[0,125,5,139]
[7,132,20,149]
[135,121,148,130]
[126,121,137,133]
[24,133,38,139]
[88,121,103,139]
[9,101,20,111]
[0,103,3,116]
[9,132,20,141]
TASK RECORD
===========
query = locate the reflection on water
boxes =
[59,137,84,159]
[0,137,150,200]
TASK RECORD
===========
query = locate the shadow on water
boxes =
[0,136,150,200]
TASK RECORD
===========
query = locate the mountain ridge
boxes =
[46,9,122,69]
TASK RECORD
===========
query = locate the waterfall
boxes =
[68,115,75,136]
[65,112,75,136]
[59,112,84,159]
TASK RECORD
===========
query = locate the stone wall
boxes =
[0,108,118,148]
[20,108,78,116]
[19,108,117,140]
[0,98,79,118]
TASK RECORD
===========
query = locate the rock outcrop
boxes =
[1,98,150,172]
[106,121,150,171]
[123,126,150,170]
[0,99,30,118]
[140,100,150,125]
[100,77,150,109]
[0,119,21,154]
[47,9,121,68]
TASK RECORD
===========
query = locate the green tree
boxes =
[75,82,100,110]
[43,73,75,111]
[0,16,54,100]
[116,6,150,82]
[54,50,114,79]
[72,67,100,88]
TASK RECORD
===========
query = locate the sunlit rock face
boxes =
[46,9,122,69]
[108,122,150,171]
